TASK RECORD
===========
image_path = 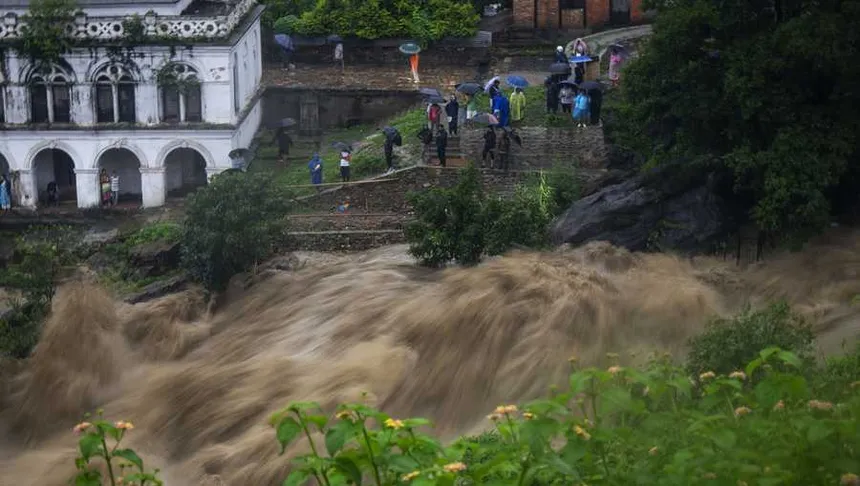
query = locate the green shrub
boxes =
[484,176,553,255]
[123,222,181,247]
[686,302,815,377]
[273,14,299,34]
[180,171,292,293]
[544,165,580,216]
[268,347,860,486]
[0,225,81,359]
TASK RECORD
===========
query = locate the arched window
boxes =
[159,63,202,123]
[29,64,71,123]
[94,64,136,123]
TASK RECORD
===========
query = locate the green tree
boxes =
[0,225,81,359]
[180,172,292,293]
[618,0,860,244]
[16,0,77,63]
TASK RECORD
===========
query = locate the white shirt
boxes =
[340,151,350,167]
[334,43,343,60]
[110,175,119,191]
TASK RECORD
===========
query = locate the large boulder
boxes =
[551,162,737,253]
[128,240,181,278]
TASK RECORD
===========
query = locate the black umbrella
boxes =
[420,87,442,98]
[332,142,352,152]
[549,62,572,74]
[427,95,446,104]
[580,80,604,91]
[609,43,630,60]
[558,80,578,89]
[470,112,499,126]
[455,82,481,95]
[382,126,402,146]
[228,148,251,159]
[279,118,297,128]
[382,126,398,137]
[327,34,343,43]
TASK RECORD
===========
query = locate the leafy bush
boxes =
[0,225,81,359]
[71,411,162,486]
[686,302,815,377]
[123,222,181,247]
[273,14,300,34]
[544,165,580,216]
[484,175,553,255]
[290,0,480,42]
[269,347,860,486]
[16,0,77,63]
[180,172,292,293]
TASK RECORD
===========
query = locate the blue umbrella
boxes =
[569,55,592,63]
[505,75,529,88]
[274,34,292,51]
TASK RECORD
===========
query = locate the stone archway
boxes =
[97,148,143,205]
[164,147,208,197]
[32,148,76,204]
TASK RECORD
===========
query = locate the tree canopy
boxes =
[266,0,480,42]
[617,0,860,243]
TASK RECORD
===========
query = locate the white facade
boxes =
[0,0,265,209]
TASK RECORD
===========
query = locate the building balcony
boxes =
[0,0,257,44]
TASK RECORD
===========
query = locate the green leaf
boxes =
[325,421,353,456]
[403,418,431,428]
[777,350,802,368]
[113,448,144,471]
[74,470,102,486]
[276,417,304,454]
[386,454,420,473]
[282,469,310,486]
[305,414,328,431]
[78,433,104,461]
[805,421,833,442]
[334,456,363,485]
[710,428,736,450]
[560,441,586,464]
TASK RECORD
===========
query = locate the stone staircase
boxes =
[285,212,409,251]
[426,133,469,168]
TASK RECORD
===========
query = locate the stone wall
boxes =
[283,230,406,252]
[261,87,423,131]
[295,167,539,213]
[459,126,608,170]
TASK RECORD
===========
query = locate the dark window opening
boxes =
[162,87,181,123]
[185,85,202,122]
[52,84,71,123]
[118,81,136,123]
[95,83,114,123]
[30,83,49,123]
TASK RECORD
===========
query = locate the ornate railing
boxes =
[0,0,256,41]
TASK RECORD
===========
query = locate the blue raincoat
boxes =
[308,154,323,185]
[492,95,511,127]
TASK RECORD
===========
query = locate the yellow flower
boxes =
[808,400,834,411]
[493,405,518,415]
[568,356,578,364]
[573,425,591,441]
[607,365,623,375]
[648,446,658,456]
[699,371,716,381]
[840,473,859,485]
[115,421,135,430]
[443,462,467,473]
[522,412,535,420]
[73,422,92,434]
[734,406,751,417]
[402,471,420,481]
[336,410,356,421]
[773,400,785,411]
[728,371,747,380]
[384,418,405,429]
[487,413,501,421]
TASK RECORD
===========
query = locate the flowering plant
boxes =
[72,410,162,486]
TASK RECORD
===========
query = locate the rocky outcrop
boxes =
[551,161,738,253]
[128,241,181,279]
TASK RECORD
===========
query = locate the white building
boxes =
[0,0,264,208]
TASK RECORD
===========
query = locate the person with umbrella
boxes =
[427,101,442,132]
[339,149,351,182]
[445,94,459,135]
[383,126,401,172]
[558,82,575,114]
[481,126,496,168]
[334,40,344,72]
[510,87,526,123]
[492,94,510,127]
[435,126,448,167]
[274,32,295,70]
[573,88,591,128]
[308,153,323,187]
[487,78,502,103]
[581,81,604,126]
[545,77,559,114]
[272,125,294,164]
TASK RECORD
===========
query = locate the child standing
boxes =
[573,89,590,128]
[339,151,351,182]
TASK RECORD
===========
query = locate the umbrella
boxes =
[549,62,572,74]
[456,82,481,95]
[558,80,578,89]
[228,148,251,159]
[471,112,499,126]
[419,87,442,98]
[580,80,604,91]
[332,142,352,152]
[484,76,500,92]
[382,126,403,146]
[505,75,529,88]
[399,42,421,55]
[327,34,343,43]
[609,43,630,59]
[569,55,592,64]
[279,118,297,128]
[426,96,446,104]
[274,34,291,50]
[503,127,523,147]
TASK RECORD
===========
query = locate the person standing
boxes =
[559,84,574,114]
[445,95,459,135]
[545,79,559,114]
[488,79,502,109]
[99,169,111,206]
[383,133,395,172]
[481,127,496,168]
[588,87,603,126]
[409,53,420,83]
[273,127,293,164]
[110,171,120,206]
[279,33,295,70]
[573,89,591,128]
[308,153,323,186]
[435,126,448,167]
[554,45,567,63]
[339,150,351,182]
[334,41,344,72]
[428,102,442,132]
[496,130,511,171]
[492,95,510,127]
[510,87,526,123]
[609,46,623,87]
[0,174,10,213]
